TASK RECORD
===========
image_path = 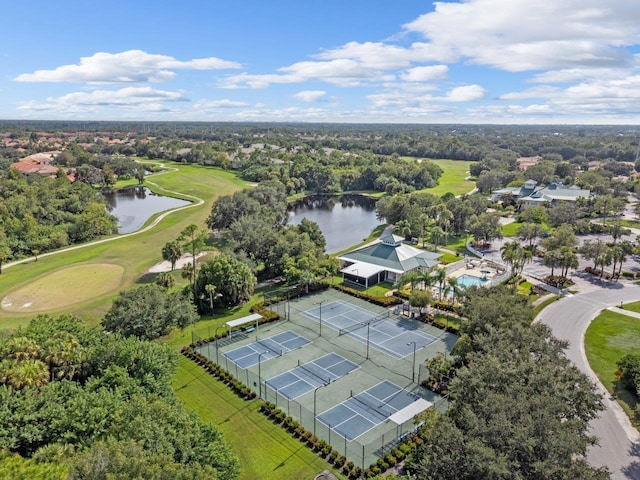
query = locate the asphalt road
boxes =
[537,283,640,479]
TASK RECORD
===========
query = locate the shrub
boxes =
[334,454,345,467]
[349,466,362,479]
[331,284,401,307]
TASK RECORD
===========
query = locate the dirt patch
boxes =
[1,263,125,313]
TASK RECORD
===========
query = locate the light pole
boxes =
[313,300,326,336]
[215,325,228,364]
[407,341,417,383]
[313,382,329,436]
[365,321,371,360]
[258,351,269,399]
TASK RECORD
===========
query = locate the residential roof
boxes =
[339,237,442,274]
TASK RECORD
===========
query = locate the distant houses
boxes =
[337,234,441,288]
[491,179,591,210]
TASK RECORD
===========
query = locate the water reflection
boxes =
[288,195,383,253]
[103,186,190,234]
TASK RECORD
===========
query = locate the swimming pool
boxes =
[457,274,487,288]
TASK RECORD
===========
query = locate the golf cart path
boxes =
[3,162,204,272]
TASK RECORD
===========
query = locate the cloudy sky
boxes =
[3,0,640,124]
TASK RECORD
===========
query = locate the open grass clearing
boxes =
[585,309,640,427]
[1,263,124,314]
[407,159,475,196]
[173,358,343,480]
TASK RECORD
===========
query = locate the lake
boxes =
[288,195,383,253]
[103,186,191,234]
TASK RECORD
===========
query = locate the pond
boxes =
[103,186,191,234]
[288,195,383,253]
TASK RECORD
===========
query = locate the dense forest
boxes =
[0,315,238,479]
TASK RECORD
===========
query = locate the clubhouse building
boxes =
[337,234,442,288]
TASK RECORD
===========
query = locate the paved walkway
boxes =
[608,306,640,319]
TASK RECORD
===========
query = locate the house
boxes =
[10,152,61,177]
[491,179,591,210]
[337,234,442,288]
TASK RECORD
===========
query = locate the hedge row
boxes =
[331,284,402,307]
[258,402,361,478]
[181,348,257,400]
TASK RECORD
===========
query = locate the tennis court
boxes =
[265,352,359,400]
[317,380,427,440]
[303,300,438,358]
[223,330,309,368]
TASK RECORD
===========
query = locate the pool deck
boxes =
[448,258,501,285]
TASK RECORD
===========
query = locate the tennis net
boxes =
[338,310,390,336]
[297,360,331,385]
[350,393,393,421]
[256,338,282,357]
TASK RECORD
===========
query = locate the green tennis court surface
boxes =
[265,352,359,400]
[303,300,438,358]
[317,380,428,440]
[223,330,310,368]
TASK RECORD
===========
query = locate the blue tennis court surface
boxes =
[304,300,438,358]
[317,380,422,440]
[223,331,309,368]
[265,353,359,400]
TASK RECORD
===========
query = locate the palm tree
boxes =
[42,332,85,381]
[161,241,183,271]
[543,249,562,277]
[2,337,39,361]
[444,276,462,304]
[7,359,50,390]
[156,272,176,289]
[432,267,447,301]
[500,241,522,275]
[396,270,424,293]
[205,284,217,311]
[557,246,578,279]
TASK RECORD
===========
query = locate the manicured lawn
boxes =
[173,358,343,480]
[0,161,249,330]
[585,309,640,426]
[436,250,461,264]
[532,295,559,317]
[364,282,394,297]
[502,220,553,238]
[413,159,476,196]
[620,301,640,314]
[1,263,124,314]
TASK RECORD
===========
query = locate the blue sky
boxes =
[2,0,640,124]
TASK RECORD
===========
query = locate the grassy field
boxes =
[407,159,475,196]
[585,309,640,426]
[174,358,343,480]
[0,161,248,329]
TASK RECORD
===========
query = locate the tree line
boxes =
[0,315,239,480]
[0,169,117,271]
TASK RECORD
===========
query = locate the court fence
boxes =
[188,331,448,471]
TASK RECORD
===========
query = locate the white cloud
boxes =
[17,86,187,113]
[400,65,448,82]
[15,50,241,83]
[442,84,487,102]
[194,99,249,109]
[293,90,326,102]
[403,0,640,72]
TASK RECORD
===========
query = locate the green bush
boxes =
[331,284,401,307]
